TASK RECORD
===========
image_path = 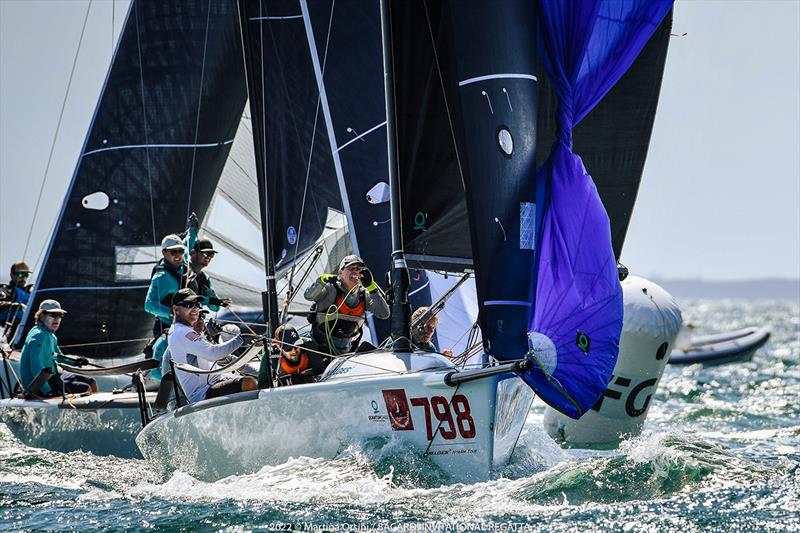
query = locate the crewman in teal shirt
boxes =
[143,214,199,380]
[19,299,95,396]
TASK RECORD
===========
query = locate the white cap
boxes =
[161,234,185,250]
[39,299,67,315]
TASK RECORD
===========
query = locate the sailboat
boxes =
[136,0,675,481]
[0,0,252,457]
[0,0,435,456]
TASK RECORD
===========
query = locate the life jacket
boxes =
[152,259,190,333]
[311,285,366,344]
[0,283,30,322]
[188,270,210,297]
[279,353,310,375]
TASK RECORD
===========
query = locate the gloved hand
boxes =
[361,268,378,292]
[208,297,232,307]
[74,357,90,367]
[320,274,338,284]
[187,212,200,230]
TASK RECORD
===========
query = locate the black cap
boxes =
[171,288,204,306]
[276,324,303,348]
[194,238,216,254]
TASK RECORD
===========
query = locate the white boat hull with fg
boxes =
[136,351,534,482]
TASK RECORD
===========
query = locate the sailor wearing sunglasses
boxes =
[0,261,33,335]
[168,288,256,402]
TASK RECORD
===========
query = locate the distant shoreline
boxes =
[651,278,800,301]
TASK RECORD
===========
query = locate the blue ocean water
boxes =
[1,299,797,532]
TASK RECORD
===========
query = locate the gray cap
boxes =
[39,299,67,315]
[338,254,365,271]
[161,234,185,250]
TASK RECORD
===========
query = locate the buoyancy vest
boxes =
[311,286,366,344]
[279,353,310,375]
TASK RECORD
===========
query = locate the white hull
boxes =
[543,276,683,446]
[0,392,152,457]
[137,351,534,482]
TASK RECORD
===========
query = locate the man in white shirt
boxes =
[168,288,256,402]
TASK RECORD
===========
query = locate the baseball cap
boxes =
[11,261,32,274]
[171,288,204,306]
[39,299,67,315]
[276,324,304,349]
[338,254,365,271]
[161,234,185,250]
[194,238,216,254]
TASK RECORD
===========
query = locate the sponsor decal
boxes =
[382,389,414,431]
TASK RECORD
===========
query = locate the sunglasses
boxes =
[15,272,30,279]
[201,251,217,259]
[177,302,201,309]
[166,249,184,256]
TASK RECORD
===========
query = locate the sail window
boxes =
[366,182,390,205]
[527,331,558,376]
[115,245,160,282]
[497,127,513,157]
[81,191,110,211]
[520,202,535,250]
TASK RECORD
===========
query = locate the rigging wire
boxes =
[133,2,158,255]
[285,0,338,316]
[422,0,467,191]
[185,0,214,222]
[22,0,93,259]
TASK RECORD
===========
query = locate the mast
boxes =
[236,0,275,387]
[379,0,411,352]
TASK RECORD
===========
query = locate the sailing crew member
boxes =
[273,324,326,386]
[143,214,199,379]
[19,300,96,396]
[0,261,33,336]
[410,306,453,357]
[188,238,231,312]
[168,288,256,402]
[304,254,389,356]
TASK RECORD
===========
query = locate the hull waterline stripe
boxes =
[36,285,149,293]
[337,121,387,152]
[249,15,302,20]
[83,140,234,157]
[458,73,538,87]
[483,300,531,307]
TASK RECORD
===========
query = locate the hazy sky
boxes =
[1,0,798,282]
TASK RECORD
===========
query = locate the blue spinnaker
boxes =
[521,0,673,418]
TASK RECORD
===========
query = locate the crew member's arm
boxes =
[177,329,243,363]
[203,277,221,312]
[144,273,173,322]
[304,274,336,303]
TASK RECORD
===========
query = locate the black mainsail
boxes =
[16,0,247,358]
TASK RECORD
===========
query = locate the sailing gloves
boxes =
[187,212,200,230]
[321,274,338,284]
[208,297,232,307]
[361,268,378,293]
[74,357,90,367]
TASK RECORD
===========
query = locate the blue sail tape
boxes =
[484,300,532,307]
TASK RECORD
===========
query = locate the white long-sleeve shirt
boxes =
[167,321,243,403]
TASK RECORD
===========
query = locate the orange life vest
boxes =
[280,353,310,375]
[335,293,365,317]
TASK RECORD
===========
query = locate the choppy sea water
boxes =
[1,299,798,532]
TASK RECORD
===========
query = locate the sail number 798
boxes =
[410,394,476,440]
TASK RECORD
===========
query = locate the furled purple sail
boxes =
[520,0,674,418]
